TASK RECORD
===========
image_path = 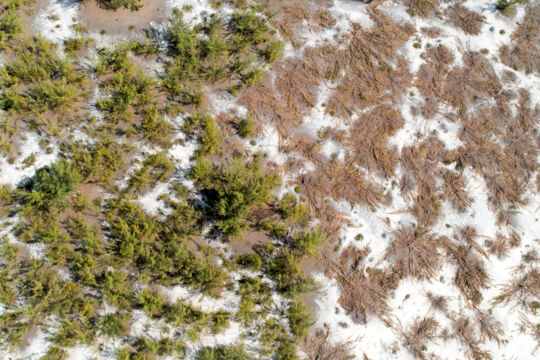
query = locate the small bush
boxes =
[99,313,128,337]
[21,161,81,211]
[236,116,255,138]
[40,346,67,360]
[287,300,312,341]
[190,155,279,237]
[196,345,250,360]
[97,0,142,11]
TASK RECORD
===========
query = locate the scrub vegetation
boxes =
[0,0,539,359]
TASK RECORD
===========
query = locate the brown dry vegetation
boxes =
[446,244,489,304]
[447,4,483,35]
[385,225,442,280]
[346,106,403,177]
[406,0,439,18]
[329,257,398,323]
[499,5,540,74]
[452,316,492,360]
[398,317,439,359]
[301,326,355,360]
[492,268,540,309]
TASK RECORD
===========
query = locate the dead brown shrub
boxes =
[330,262,398,323]
[499,5,540,74]
[447,5,483,35]
[346,106,403,177]
[301,326,355,360]
[275,59,320,115]
[325,10,414,117]
[485,233,510,259]
[406,0,439,18]
[441,51,501,114]
[441,170,471,212]
[446,244,489,304]
[426,291,448,313]
[492,268,540,309]
[398,317,439,359]
[474,308,503,344]
[452,316,492,360]
[386,225,442,280]
[456,226,487,258]
[299,161,387,211]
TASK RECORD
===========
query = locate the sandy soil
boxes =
[78,0,169,36]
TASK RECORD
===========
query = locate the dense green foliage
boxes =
[164,8,280,99]
[190,155,279,237]
[0,3,317,359]
[196,345,250,360]
[20,161,81,211]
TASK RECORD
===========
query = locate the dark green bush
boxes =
[99,313,128,337]
[97,0,142,12]
[286,300,312,340]
[190,155,279,237]
[21,161,81,211]
[236,116,255,138]
[196,345,250,360]
[40,346,68,360]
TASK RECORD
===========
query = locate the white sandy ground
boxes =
[1,0,539,359]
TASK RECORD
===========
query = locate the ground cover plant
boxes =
[0,0,539,359]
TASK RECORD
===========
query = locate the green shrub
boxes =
[286,300,312,341]
[69,138,126,185]
[289,228,326,257]
[128,152,173,192]
[267,249,314,295]
[236,116,255,138]
[190,155,279,237]
[40,346,67,360]
[196,345,250,360]
[230,11,269,50]
[261,40,283,63]
[236,253,262,270]
[64,37,85,55]
[99,313,128,337]
[0,1,23,49]
[496,0,526,14]
[98,0,142,12]
[21,161,81,211]
[200,114,221,154]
